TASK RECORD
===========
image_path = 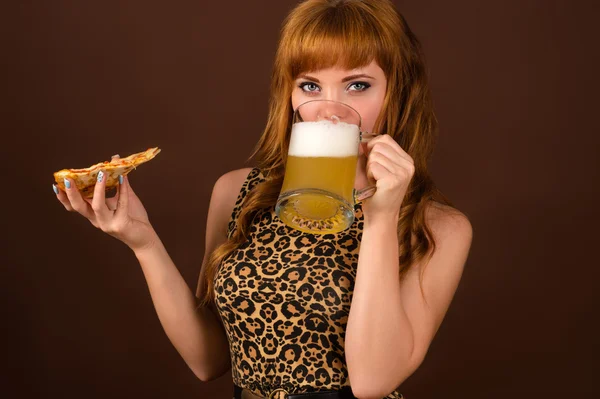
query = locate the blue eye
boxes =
[299,82,320,93]
[348,82,371,92]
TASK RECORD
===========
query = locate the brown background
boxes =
[1,0,598,398]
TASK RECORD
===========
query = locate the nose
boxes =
[315,102,350,123]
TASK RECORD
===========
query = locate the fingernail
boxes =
[64,178,71,189]
[52,184,59,195]
[119,175,123,185]
[97,170,104,182]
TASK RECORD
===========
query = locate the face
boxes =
[291,60,387,135]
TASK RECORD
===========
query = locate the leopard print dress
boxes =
[214,168,404,399]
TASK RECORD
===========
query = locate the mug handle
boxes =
[354,131,379,202]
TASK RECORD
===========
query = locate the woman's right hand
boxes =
[54,155,157,253]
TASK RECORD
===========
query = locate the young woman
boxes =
[54,1,473,398]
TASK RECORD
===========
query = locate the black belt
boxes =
[233,384,357,399]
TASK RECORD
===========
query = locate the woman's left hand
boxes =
[361,134,415,222]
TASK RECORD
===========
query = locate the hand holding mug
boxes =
[361,135,415,222]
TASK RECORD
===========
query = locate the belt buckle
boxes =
[268,388,289,399]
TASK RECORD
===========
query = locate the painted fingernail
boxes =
[64,178,71,189]
[52,184,59,195]
[97,170,104,182]
[119,175,123,185]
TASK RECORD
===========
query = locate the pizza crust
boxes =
[53,147,161,198]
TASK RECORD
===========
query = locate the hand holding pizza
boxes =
[53,150,160,253]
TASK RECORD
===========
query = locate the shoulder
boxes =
[213,167,264,197]
[213,168,255,193]
[207,168,255,236]
[211,167,259,204]
[401,201,472,299]
[427,201,471,230]
[421,201,473,255]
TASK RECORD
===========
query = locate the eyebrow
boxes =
[297,73,375,83]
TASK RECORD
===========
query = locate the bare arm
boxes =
[345,206,473,398]
[133,168,252,381]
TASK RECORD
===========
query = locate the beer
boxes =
[276,120,360,234]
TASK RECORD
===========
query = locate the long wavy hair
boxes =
[198,0,455,308]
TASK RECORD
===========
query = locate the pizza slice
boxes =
[53,147,161,198]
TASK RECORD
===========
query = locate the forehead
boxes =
[298,60,384,79]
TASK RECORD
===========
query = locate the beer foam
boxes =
[288,120,360,157]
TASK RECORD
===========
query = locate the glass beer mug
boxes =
[275,100,377,234]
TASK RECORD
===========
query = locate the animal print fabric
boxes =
[214,168,404,399]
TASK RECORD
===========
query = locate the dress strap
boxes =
[226,167,264,239]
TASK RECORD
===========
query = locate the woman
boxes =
[53,1,473,398]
